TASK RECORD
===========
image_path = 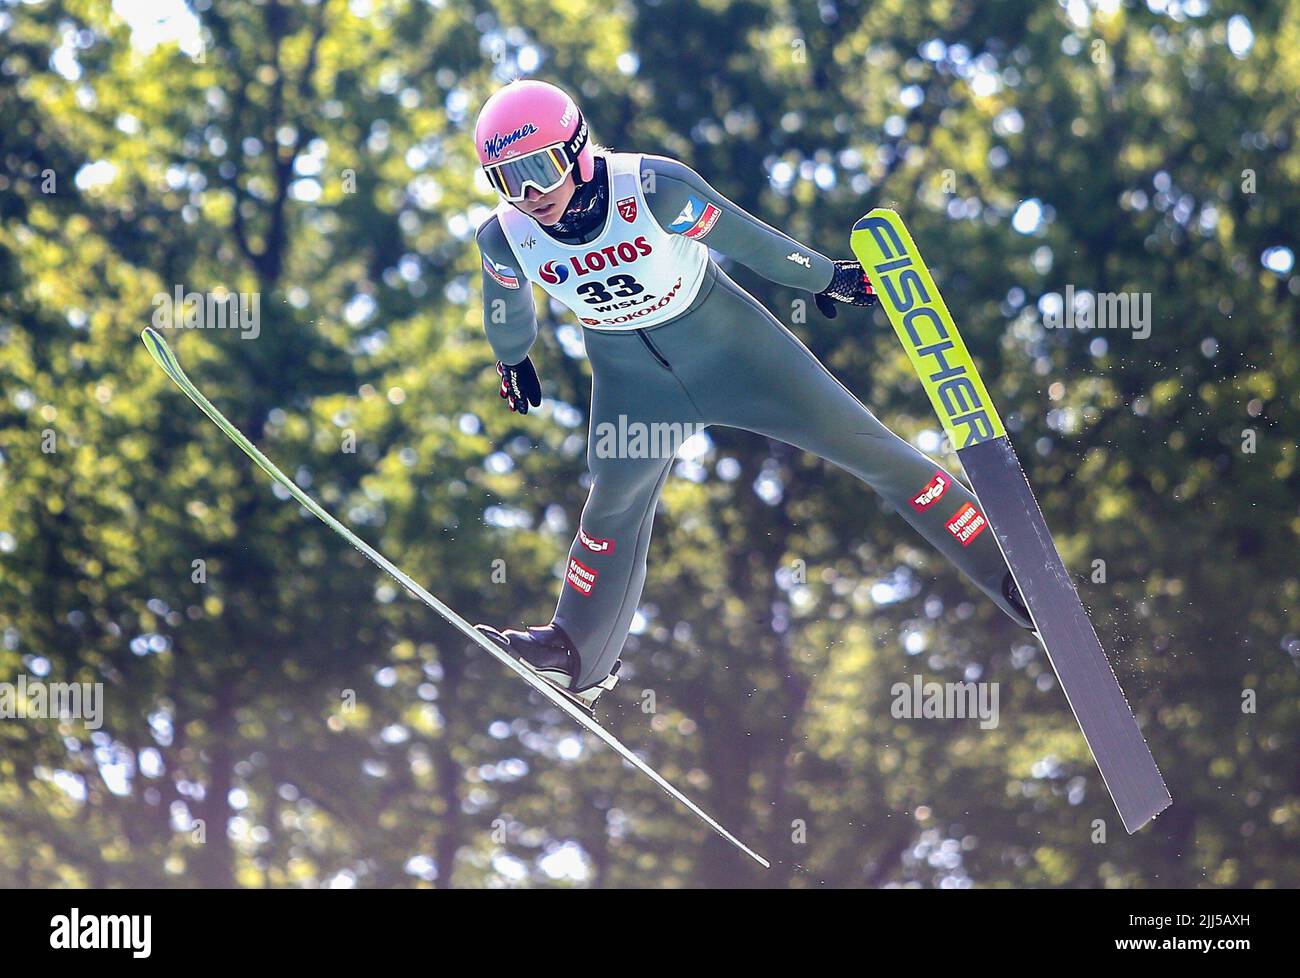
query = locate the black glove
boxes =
[496,357,542,414]
[814,259,878,319]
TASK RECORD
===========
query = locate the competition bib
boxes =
[497,152,709,331]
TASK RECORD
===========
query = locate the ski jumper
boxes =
[477,152,1029,691]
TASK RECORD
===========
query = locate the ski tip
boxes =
[851,207,899,232]
[140,326,164,358]
[140,327,178,375]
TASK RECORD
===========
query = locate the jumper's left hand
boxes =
[814,259,878,319]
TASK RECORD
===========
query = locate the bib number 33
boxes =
[576,274,645,305]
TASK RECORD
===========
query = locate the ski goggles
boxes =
[483,112,589,202]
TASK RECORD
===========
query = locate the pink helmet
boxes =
[474,80,594,200]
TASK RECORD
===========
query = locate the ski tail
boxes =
[139,328,769,868]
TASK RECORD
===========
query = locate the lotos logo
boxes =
[541,238,653,283]
[910,472,949,512]
[578,527,615,554]
[945,502,988,546]
[617,197,638,223]
[482,123,540,161]
[539,260,570,285]
[566,557,598,595]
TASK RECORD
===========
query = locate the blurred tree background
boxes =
[0,0,1296,888]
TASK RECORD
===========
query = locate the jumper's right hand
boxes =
[496,357,542,414]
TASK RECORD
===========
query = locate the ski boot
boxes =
[1002,571,1038,633]
[474,622,620,716]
